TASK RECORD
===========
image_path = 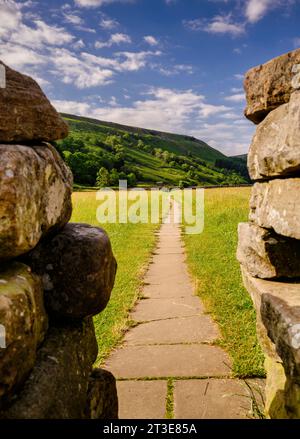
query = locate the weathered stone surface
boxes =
[242,269,300,418]
[85,368,118,419]
[284,379,300,419]
[0,263,48,409]
[124,315,219,345]
[241,268,300,356]
[104,344,231,379]
[242,268,300,368]
[174,379,265,419]
[117,380,167,419]
[248,92,300,180]
[0,143,73,261]
[22,223,117,320]
[0,318,98,419]
[249,179,300,239]
[261,289,300,379]
[237,222,300,279]
[264,355,300,419]
[244,48,300,124]
[0,61,68,143]
[264,356,288,419]
[131,296,203,322]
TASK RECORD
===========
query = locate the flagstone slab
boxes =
[104,345,231,379]
[142,282,193,299]
[174,379,265,419]
[154,248,184,255]
[124,316,220,345]
[144,263,192,285]
[131,297,203,321]
[117,380,167,419]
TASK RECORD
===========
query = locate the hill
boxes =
[229,154,248,162]
[55,114,250,188]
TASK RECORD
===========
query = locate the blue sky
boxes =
[1,0,300,155]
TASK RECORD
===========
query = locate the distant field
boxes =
[71,191,160,364]
[183,187,265,378]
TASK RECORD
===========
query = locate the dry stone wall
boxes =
[0,61,118,419]
[237,48,300,419]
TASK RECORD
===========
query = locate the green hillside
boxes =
[55,114,249,188]
[229,154,248,162]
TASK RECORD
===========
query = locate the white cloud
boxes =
[73,39,85,49]
[245,0,295,23]
[52,99,92,114]
[0,42,47,69]
[184,14,245,36]
[245,0,272,23]
[224,93,245,103]
[53,88,206,132]
[233,47,242,54]
[109,96,118,106]
[231,87,243,93]
[81,50,161,72]
[220,112,241,120]
[0,0,22,37]
[95,32,131,48]
[64,13,83,25]
[144,35,159,46]
[156,63,194,76]
[190,121,253,155]
[50,48,115,88]
[198,103,231,118]
[52,88,253,155]
[17,20,74,48]
[100,17,119,29]
[0,1,74,50]
[48,49,162,88]
[75,0,134,7]
[114,51,162,71]
[234,73,244,80]
[0,1,163,90]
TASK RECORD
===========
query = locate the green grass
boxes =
[165,379,175,419]
[71,191,160,364]
[183,187,265,378]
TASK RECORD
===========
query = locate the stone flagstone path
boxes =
[104,203,264,419]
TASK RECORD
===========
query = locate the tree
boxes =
[178,180,189,189]
[137,140,145,150]
[123,133,131,141]
[96,167,110,188]
[162,151,170,163]
[127,172,137,187]
[110,168,120,186]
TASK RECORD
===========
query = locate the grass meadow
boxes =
[71,191,160,364]
[183,187,265,377]
[71,187,265,377]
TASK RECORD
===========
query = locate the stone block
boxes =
[0,318,98,419]
[0,143,73,260]
[85,368,118,419]
[237,222,300,279]
[22,223,117,320]
[0,61,68,143]
[244,48,300,124]
[248,91,300,180]
[0,263,48,409]
[249,179,300,239]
